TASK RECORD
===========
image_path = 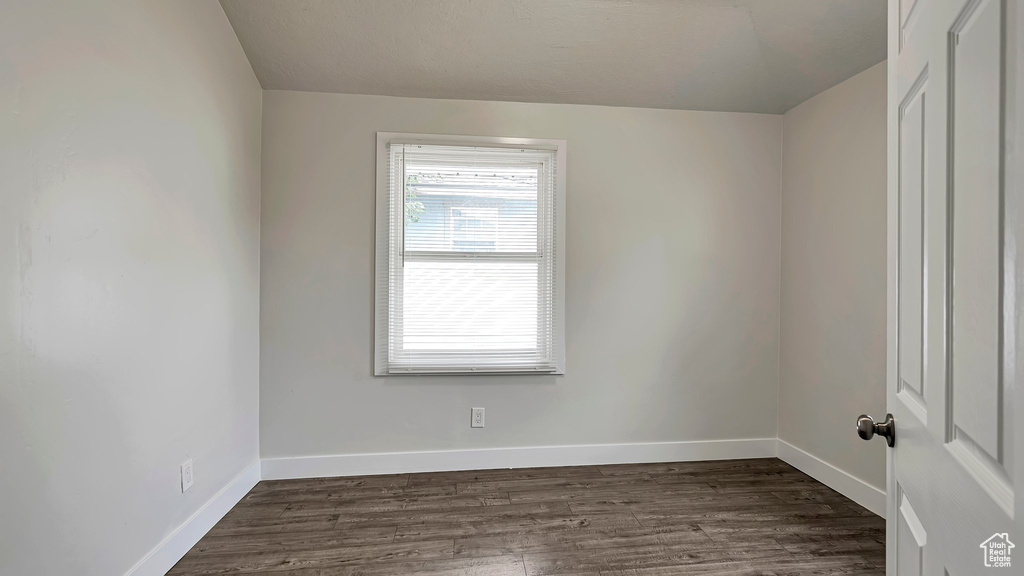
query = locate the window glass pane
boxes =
[402,260,539,351]
[403,161,539,253]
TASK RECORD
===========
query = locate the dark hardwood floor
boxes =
[168,458,884,575]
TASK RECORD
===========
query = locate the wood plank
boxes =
[395,513,639,542]
[169,539,455,574]
[598,458,792,477]
[508,481,713,504]
[243,484,459,505]
[256,474,411,491]
[406,466,607,488]
[457,474,654,495]
[454,524,710,558]
[522,541,792,575]
[598,554,881,575]
[325,501,572,526]
[566,492,784,515]
[223,555,535,576]
[204,514,343,538]
[698,515,884,541]
[189,526,398,555]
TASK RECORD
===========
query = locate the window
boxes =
[375,133,566,375]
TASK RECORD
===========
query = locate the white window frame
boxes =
[374,132,566,376]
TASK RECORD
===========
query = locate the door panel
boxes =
[887,0,1022,574]
[950,0,1004,466]
[901,0,920,31]
[896,486,927,576]
[899,77,927,413]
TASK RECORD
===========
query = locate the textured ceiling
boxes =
[220,0,886,114]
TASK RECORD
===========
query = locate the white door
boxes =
[884,0,1024,574]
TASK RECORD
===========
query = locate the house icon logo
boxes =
[980,533,1014,568]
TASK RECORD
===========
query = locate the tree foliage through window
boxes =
[405,174,426,223]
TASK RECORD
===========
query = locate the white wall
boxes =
[0,2,261,575]
[779,62,888,490]
[260,91,782,460]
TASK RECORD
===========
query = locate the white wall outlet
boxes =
[181,459,194,493]
[471,407,485,428]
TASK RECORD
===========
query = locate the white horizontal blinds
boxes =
[387,143,557,373]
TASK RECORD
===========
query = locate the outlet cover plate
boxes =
[471,407,485,428]
[181,459,194,492]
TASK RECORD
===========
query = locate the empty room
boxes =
[2,0,1022,574]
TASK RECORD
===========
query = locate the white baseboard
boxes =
[260,438,778,480]
[124,460,261,576]
[776,439,886,518]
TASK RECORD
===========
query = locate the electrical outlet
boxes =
[181,459,194,493]
[471,407,485,428]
